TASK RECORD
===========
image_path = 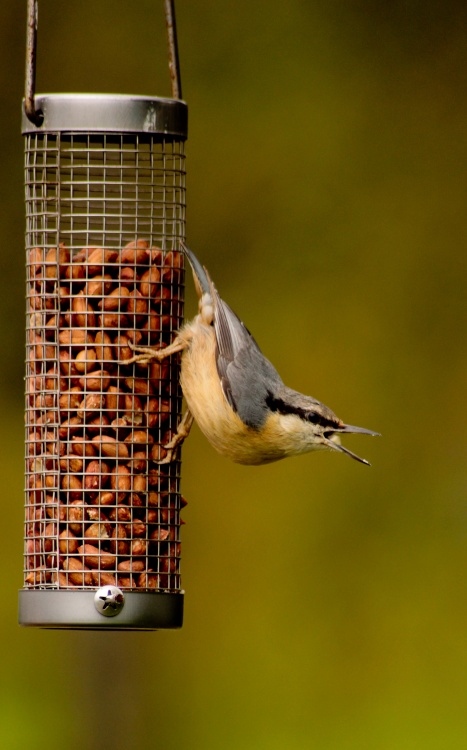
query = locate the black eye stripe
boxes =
[307,412,329,427]
[265,393,338,429]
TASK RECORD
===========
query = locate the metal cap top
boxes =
[21,94,188,138]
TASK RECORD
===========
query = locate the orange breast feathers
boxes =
[179,317,315,464]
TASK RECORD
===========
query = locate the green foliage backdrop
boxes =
[1,1,466,748]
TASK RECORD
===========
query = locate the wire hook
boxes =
[164,0,182,100]
[24,0,43,125]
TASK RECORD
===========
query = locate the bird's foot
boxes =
[154,410,194,464]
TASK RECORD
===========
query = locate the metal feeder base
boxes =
[18,589,184,630]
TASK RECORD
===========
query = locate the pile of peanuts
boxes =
[25,239,185,591]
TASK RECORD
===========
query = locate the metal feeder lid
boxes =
[21,93,188,138]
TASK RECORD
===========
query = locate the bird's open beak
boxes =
[337,424,380,437]
[324,424,380,466]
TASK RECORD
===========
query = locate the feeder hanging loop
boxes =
[24,0,183,120]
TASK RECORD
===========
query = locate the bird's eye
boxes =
[307,412,338,430]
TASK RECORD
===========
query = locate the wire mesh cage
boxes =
[18,3,188,629]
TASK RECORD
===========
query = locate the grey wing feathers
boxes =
[213,292,283,429]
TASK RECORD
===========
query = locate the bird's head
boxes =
[266,388,379,465]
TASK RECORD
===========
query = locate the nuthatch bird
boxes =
[125,243,379,465]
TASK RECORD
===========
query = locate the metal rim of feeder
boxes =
[20,0,187,631]
[21,94,187,136]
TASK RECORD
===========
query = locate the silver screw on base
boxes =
[94,586,125,617]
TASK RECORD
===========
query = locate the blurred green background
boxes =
[2,1,467,748]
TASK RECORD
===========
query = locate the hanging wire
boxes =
[24,0,43,125]
[164,0,182,100]
[24,0,183,127]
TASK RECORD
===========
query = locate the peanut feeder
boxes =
[19,1,187,629]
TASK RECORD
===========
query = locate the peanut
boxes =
[67,500,86,534]
[117,576,135,589]
[78,543,116,570]
[62,556,93,585]
[85,274,113,297]
[162,249,183,284]
[136,571,160,589]
[45,366,67,391]
[86,414,111,435]
[125,328,143,346]
[86,507,109,523]
[148,359,170,383]
[113,332,133,361]
[124,377,153,396]
[132,474,147,495]
[122,393,144,425]
[53,571,72,587]
[153,285,173,312]
[98,312,129,329]
[45,244,70,278]
[44,314,64,339]
[25,568,49,585]
[58,328,94,348]
[59,529,80,554]
[110,465,131,502]
[71,293,96,327]
[91,571,117,586]
[61,472,83,501]
[110,525,130,556]
[120,266,135,285]
[33,335,56,361]
[131,539,147,556]
[70,437,97,457]
[84,523,110,541]
[151,246,163,265]
[124,430,154,446]
[98,286,130,311]
[140,313,163,344]
[79,369,111,392]
[45,495,66,521]
[139,266,161,298]
[64,261,85,282]
[130,451,147,473]
[110,417,129,436]
[126,290,148,324]
[121,239,150,265]
[28,246,43,275]
[108,506,131,523]
[74,349,97,374]
[147,493,161,509]
[91,435,129,460]
[86,247,119,274]
[117,559,145,572]
[149,527,170,542]
[98,491,116,506]
[105,386,125,420]
[72,247,90,263]
[77,393,105,420]
[59,350,82,382]
[59,454,84,473]
[84,460,110,495]
[128,520,147,538]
